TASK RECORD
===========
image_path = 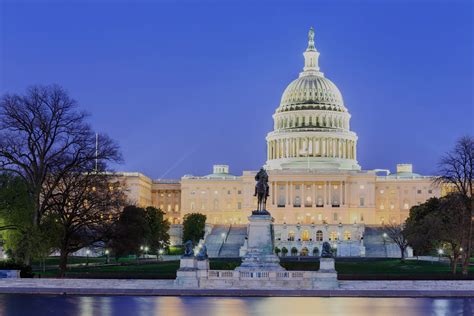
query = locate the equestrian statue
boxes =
[253,167,270,215]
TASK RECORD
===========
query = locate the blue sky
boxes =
[1,0,472,179]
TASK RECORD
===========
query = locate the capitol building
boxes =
[118,28,442,256]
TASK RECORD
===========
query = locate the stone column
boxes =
[289,182,293,206]
[323,182,327,206]
[339,182,343,206]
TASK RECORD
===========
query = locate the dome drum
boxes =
[273,110,351,131]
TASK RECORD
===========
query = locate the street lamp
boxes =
[438,249,443,262]
[3,254,8,260]
[158,249,164,261]
[382,233,388,258]
[86,249,90,266]
[144,246,149,258]
[104,249,110,264]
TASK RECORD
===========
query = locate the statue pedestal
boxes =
[174,256,202,288]
[237,213,284,271]
[319,258,336,272]
[313,258,338,289]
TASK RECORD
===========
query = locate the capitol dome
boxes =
[265,27,360,171]
[278,75,346,113]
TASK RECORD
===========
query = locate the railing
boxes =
[207,270,310,280]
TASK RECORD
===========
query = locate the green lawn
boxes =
[32,256,139,266]
[34,258,473,280]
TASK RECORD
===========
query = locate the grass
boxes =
[33,258,473,280]
[32,256,138,266]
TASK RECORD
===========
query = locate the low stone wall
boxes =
[174,257,338,290]
[0,279,472,297]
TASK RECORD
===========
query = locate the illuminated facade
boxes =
[118,28,441,228]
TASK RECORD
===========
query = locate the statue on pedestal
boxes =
[253,167,270,215]
[321,242,333,258]
[183,240,194,257]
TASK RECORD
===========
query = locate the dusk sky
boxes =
[1,0,472,179]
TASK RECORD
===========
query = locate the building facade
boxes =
[118,28,441,233]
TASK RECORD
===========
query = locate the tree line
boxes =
[382,136,473,275]
[0,85,170,276]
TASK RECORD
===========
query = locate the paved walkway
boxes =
[0,279,472,297]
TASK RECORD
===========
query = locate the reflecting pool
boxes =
[0,295,472,316]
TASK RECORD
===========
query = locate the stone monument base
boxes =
[236,213,284,271]
[319,258,336,272]
[174,257,199,288]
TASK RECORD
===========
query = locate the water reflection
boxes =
[0,294,472,316]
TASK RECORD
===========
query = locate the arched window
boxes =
[316,230,323,242]
[288,231,295,241]
[329,231,338,241]
[343,231,351,240]
[301,230,310,241]
[300,247,309,256]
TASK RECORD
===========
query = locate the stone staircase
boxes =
[204,225,230,258]
[363,227,387,257]
[204,225,247,258]
[363,226,410,258]
[219,225,247,258]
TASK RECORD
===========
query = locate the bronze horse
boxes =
[254,168,269,212]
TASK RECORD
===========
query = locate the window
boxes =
[167,193,171,197]
[201,202,206,210]
[227,190,231,195]
[380,189,384,194]
[213,199,219,210]
[190,202,195,210]
[167,205,171,212]
[318,213,322,221]
[237,190,242,195]
[428,190,433,194]
[360,214,364,222]
[360,185,365,189]
[294,196,301,207]
[380,204,385,210]
[390,204,395,210]
[404,203,409,210]
[316,230,323,241]
[333,212,338,221]
[417,190,422,194]
[329,231,338,241]
[214,190,218,194]
[301,230,310,241]
[343,231,351,240]
[288,231,295,241]
[316,197,323,207]
[191,191,195,195]
[237,202,242,209]
[359,197,365,207]
[175,204,179,212]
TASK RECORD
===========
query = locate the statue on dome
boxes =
[253,167,270,214]
[308,26,315,42]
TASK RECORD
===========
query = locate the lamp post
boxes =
[86,249,90,266]
[438,248,443,262]
[158,249,164,261]
[382,233,387,256]
[144,246,149,259]
[104,249,109,264]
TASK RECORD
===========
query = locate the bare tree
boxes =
[46,170,126,276]
[0,85,121,262]
[436,136,473,275]
[381,223,409,261]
